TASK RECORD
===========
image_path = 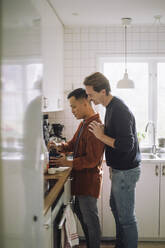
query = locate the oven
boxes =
[51,188,65,248]
[44,178,72,248]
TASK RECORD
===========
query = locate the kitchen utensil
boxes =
[158,138,165,147]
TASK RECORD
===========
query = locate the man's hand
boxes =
[50,153,73,168]
[88,121,104,140]
[47,141,62,152]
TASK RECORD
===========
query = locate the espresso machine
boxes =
[43,114,50,146]
[49,123,66,168]
[49,123,66,143]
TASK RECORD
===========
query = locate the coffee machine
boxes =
[49,123,66,168]
[43,114,50,146]
[50,123,66,143]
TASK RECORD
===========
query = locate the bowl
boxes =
[48,168,56,174]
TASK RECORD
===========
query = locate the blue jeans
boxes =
[110,166,141,248]
[74,195,101,248]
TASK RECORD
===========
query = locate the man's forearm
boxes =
[99,134,115,148]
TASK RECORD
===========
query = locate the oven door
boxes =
[51,192,64,248]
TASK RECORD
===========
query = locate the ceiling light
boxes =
[117,17,135,89]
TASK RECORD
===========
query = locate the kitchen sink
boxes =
[156,153,165,159]
[141,153,157,160]
[140,146,153,153]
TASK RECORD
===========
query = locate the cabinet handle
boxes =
[66,199,73,205]
[155,165,159,176]
[162,165,165,176]
[68,177,73,181]
[43,97,48,109]
[43,224,50,229]
[57,98,61,109]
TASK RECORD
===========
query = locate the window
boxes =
[99,57,165,147]
[1,60,43,149]
[158,63,165,138]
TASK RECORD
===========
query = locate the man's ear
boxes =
[101,89,106,95]
[87,97,91,104]
[83,98,90,107]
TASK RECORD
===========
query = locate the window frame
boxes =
[98,56,165,146]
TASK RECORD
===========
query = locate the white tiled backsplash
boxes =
[49,25,165,140]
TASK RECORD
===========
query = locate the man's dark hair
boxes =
[83,72,111,95]
[67,88,88,100]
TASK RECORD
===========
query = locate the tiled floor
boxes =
[79,241,165,247]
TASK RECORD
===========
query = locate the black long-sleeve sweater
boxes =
[105,96,141,170]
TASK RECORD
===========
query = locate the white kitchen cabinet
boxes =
[136,162,160,238]
[77,160,165,240]
[160,162,165,238]
[43,208,52,248]
[136,161,165,239]
[42,0,64,112]
[63,177,72,205]
[102,162,115,238]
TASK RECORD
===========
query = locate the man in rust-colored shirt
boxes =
[51,88,104,248]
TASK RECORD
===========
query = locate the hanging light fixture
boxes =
[117,17,135,89]
[154,15,161,57]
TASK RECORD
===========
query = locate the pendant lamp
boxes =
[117,18,135,89]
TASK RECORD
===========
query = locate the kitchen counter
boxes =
[141,154,165,163]
[44,167,72,215]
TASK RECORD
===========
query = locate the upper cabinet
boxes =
[42,0,64,112]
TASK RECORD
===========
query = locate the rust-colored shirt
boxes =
[61,114,104,198]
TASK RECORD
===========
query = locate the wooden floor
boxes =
[79,241,165,247]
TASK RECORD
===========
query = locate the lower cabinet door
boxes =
[63,178,71,205]
[136,162,160,238]
[43,209,52,248]
[160,163,165,238]
[102,162,115,238]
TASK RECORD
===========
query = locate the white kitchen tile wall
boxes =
[48,24,165,140]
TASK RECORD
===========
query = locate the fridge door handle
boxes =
[155,165,159,176]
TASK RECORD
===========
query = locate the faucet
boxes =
[145,121,157,154]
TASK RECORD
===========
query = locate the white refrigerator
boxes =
[0,0,44,247]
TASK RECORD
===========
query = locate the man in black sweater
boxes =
[84,72,141,248]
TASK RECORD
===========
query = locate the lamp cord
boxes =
[124,24,127,73]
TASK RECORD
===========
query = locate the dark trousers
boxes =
[74,195,101,248]
[110,166,141,248]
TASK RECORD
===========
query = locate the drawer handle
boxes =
[44,224,50,229]
[162,165,165,176]
[68,177,73,181]
[155,165,159,176]
[43,97,48,109]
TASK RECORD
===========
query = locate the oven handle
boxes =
[58,204,71,229]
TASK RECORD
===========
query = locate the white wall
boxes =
[49,24,165,140]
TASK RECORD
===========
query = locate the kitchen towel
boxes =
[64,205,79,247]
[61,222,71,248]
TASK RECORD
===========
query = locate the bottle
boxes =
[43,114,49,146]
[41,137,49,173]
[49,147,61,168]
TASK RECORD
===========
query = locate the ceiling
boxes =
[50,0,165,26]
[2,0,165,29]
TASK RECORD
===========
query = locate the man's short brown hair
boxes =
[83,72,111,95]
